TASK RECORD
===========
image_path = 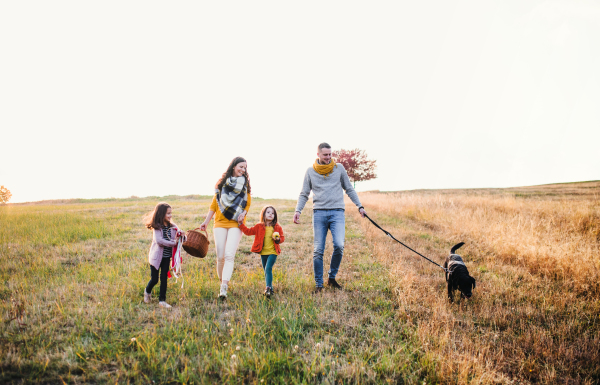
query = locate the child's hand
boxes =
[237,211,247,225]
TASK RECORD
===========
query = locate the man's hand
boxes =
[293,211,301,224]
[359,208,367,218]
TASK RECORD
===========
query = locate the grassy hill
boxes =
[1,182,598,383]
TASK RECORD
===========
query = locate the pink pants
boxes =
[213,227,242,282]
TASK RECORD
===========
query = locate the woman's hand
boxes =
[200,210,215,232]
[237,211,247,225]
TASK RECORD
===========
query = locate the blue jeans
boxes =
[312,209,345,287]
[261,254,278,288]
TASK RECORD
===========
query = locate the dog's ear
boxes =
[471,277,476,289]
[451,242,465,254]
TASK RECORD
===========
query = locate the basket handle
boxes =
[193,227,209,238]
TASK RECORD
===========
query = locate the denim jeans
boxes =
[312,209,345,287]
[260,254,278,288]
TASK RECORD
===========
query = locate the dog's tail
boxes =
[450,242,465,254]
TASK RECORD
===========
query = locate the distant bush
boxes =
[0,185,11,204]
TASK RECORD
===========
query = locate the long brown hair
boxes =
[216,156,252,194]
[146,202,171,229]
[260,206,278,227]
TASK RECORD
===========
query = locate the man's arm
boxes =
[294,170,312,224]
[340,167,367,218]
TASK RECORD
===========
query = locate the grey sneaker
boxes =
[158,301,172,308]
[219,284,228,299]
[144,291,151,303]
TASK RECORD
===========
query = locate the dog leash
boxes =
[364,213,448,272]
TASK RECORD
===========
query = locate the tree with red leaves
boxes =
[332,149,377,188]
[0,186,12,204]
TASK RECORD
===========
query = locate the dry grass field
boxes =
[1,181,598,384]
[356,181,599,383]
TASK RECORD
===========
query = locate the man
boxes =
[293,142,367,293]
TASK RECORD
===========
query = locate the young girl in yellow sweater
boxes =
[239,206,285,297]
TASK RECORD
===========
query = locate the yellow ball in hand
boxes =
[272,231,280,239]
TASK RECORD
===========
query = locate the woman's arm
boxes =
[154,228,178,247]
[237,194,252,225]
[200,210,215,232]
[201,195,218,231]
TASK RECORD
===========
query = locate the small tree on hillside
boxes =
[0,186,12,204]
[333,149,377,188]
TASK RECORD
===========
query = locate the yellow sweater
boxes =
[261,226,277,255]
[209,194,252,228]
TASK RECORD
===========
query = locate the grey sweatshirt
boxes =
[295,163,363,213]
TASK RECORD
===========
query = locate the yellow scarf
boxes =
[313,159,337,178]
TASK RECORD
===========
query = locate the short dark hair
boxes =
[318,142,331,151]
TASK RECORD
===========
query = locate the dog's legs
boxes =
[447,282,454,303]
[443,260,449,282]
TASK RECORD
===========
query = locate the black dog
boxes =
[444,242,476,303]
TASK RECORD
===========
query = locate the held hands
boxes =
[293,211,301,224]
[237,211,247,225]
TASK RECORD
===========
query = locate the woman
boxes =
[200,156,251,299]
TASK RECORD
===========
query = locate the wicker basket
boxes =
[182,228,210,258]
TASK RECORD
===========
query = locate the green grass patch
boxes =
[0,208,115,246]
[0,197,430,384]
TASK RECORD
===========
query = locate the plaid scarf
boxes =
[216,176,248,220]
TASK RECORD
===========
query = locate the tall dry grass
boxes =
[354,187,600,383]
[363,192,600,294]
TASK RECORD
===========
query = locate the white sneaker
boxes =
[219,284,228,299]
[159,301,172,308]
[144,291,151,303]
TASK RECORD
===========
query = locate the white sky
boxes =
[1,1,599,203]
